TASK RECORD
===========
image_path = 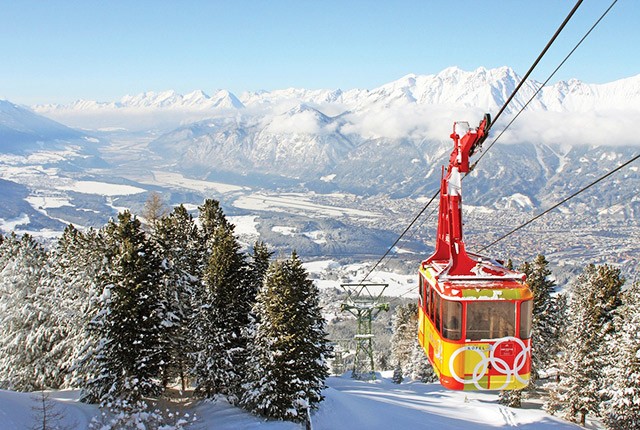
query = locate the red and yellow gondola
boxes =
[417,115,533,391]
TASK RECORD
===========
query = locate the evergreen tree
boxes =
[191,202,251,402]
[390,302,437,383]
[45,226,106,389]
[198,199,231,240]
[0,228,104,391]
[502,254,565,408]
[0,234,49,390]
[390,303,418,377]
[602,281,640,430]
[82,211,165,404]
[152,205,202,391]
[519,254,565,385]
[392,363,403,384]
[247,241,273,302]
[546,264,624,426]
[241,252,331,422]
[406,341,438,383]
[498,388,522,408]
[0,232,21,271]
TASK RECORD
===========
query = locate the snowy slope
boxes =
[0,375,583,430]
[0,100,84,153]
[0,389,97,429]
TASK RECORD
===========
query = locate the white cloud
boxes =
[497,109,640,147]
[264,110,323,135]
[340,104,487,140]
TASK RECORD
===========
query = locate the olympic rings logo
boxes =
[448,337,530,390]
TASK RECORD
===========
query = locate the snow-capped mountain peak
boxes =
[29,66,640,133]
[209,89,245,109]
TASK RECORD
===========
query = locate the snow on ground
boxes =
[57,180,146,196]
[0,150,81,167]
[302,259,341,273]
[271,227,327,244]
[141,171,247,194]
[25,195,74,209]
[105,196,131,215]
[0,389,97,430]
[0,213,31,232]
[228,215,260,236]
[315,376,581,430]
[272,225,297,236]
[303,230,327,244]
[320,173,336,182]
[303,259,418,298]
[233,193,381,219]
[0,376,583,429]
[0,214,62,239]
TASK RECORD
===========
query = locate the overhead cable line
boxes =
[472,0,618,171]
[388,0,620,300]
[359,189,439,284]
[479,152,640,252]
[357,0,585,285]
[488,0,583,131]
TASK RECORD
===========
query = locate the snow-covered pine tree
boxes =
[42,225,107,390]
[498,387,522,408]
[239,241,273,381]
[198,198,232,240]
[241,252,331,423]
[545,264,624,426]
[191,201,251,402]
[519,254,565,385]
[392,364,403,384]
[0,234,49,391]
[389,302,437,383]
[406,340,438,383]
[247,241,273,302]
[82,211,165,404]
[601,280,640,430]
[151,205,202,392]
[501,255,565,408]
[390,302,418,380]
[0,232,21,271]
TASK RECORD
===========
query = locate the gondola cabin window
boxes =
[434,294,442,332]
[429,287,436,322]
[442,300,462,340]
[519,300,533,339]
[465,301,515,340]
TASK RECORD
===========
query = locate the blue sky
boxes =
[1,0,637,105]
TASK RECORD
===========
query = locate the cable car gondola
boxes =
[418,114,533,391]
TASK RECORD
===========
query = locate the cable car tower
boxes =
[340,283,389,380]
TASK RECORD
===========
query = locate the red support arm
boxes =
[425,114,491,276]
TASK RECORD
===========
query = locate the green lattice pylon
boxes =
[340,283,389,380]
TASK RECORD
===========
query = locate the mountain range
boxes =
[1,66,639,235]
[33,66,640,118]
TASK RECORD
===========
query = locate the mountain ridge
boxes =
[32,66,640,116]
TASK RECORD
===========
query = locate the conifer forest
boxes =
[0,197,638,429]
